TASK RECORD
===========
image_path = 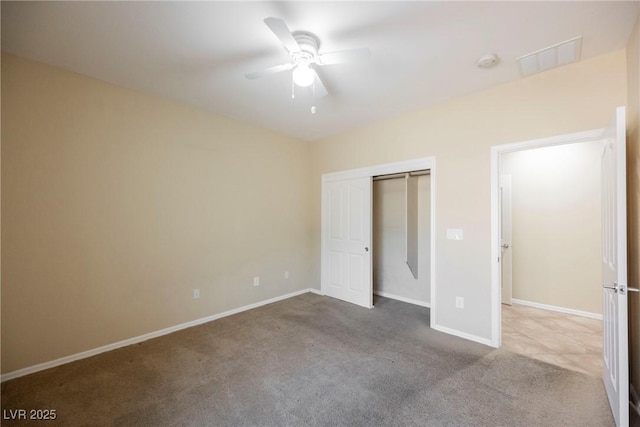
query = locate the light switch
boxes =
[447,228,463,241]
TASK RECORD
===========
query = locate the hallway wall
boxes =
[500,142,603,315]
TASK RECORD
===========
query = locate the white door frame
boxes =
[489,129,603,347]
[321,157,436,323]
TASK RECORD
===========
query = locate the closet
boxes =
[372,171,431,307]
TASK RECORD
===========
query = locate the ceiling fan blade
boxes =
[264,17,301,53]
[244,63,294,80]
[313,71,328,98]
[317,48,371,65]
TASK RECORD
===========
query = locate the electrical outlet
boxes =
[253,277,260,287]
[285,271,290,279]
[193,289,200,299]
[456,296,464,308]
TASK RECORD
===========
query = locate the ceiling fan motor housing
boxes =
[292,32,319,62]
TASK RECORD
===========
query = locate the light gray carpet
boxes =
[1,293,616,426]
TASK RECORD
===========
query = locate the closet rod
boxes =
[372,170,430,181]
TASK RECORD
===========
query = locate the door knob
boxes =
[603,283,619,293]
[604,283,640,294]
[501,244,510,249]
[365,247,369,252]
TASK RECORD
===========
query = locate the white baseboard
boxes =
[432,324,494,348]
[1,288,316,382]
[511,298,602,320]
[374,291,430,308]
[308,288,323,295]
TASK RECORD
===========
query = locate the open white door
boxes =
[322,177,372,308]
[500,175,513,305]
[601,106,628,427]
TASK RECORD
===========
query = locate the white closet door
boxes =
[322,177,372,308]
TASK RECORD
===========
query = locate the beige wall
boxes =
[373,175,430,303]
[626,10,640,404]
[1,54,314,374]
[501,142,603,314]
[311,50,627,340]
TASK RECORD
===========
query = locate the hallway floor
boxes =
[501,303,602,377]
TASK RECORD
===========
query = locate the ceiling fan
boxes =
[245,17,371,113]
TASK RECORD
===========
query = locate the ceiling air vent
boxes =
[516,36,582,77]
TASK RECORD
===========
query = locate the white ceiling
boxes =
[2,1,638,141]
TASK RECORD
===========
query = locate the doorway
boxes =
[500,141,604,315]
[490,128,605,345]
[498,141,605,377]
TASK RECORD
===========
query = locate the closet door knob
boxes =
[365,247,369,252]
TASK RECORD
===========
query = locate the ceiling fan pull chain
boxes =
[291,74,295,99]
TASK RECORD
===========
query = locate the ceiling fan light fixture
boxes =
[292,64,315,87]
